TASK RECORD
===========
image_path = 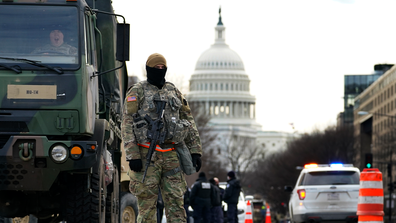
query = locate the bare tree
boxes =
[244,125,355,213]
[184,102,228,186]
[219,130,265,183]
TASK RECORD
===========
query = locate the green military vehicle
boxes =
[0,0,138,222]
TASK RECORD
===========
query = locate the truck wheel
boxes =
[120,192,138,223]
[106,167,119,223]
[65,154,106,223]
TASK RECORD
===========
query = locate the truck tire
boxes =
[120,192,138,223]
[65,154,106,223]
[106,167,119,223]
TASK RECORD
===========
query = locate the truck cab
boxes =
[0,0,137,222]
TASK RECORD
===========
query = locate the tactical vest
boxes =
[132,81,191,145]
[197,181,211,198]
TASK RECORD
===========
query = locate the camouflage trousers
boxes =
[129,147,187,223]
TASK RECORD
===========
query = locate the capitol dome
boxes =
[195,44,245,71]
[187,10,261,131]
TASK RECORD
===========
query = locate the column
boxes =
[230,101,233,117]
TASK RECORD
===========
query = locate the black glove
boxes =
[192,154,202,172]
[129,159,143,172]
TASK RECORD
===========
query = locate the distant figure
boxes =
[223,171,241,223]
[209,177,224,223]
[32,29,77,55]
[184,186,191,223]
[190,172,212,222]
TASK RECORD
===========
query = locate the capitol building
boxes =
[186,10,294,171]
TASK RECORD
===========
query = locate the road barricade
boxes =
[357,168,384,223]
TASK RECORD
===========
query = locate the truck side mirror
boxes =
[116,23,130,62]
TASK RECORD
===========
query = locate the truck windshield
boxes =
[0,5,79,69]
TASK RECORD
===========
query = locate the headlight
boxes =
[51,145,68,163]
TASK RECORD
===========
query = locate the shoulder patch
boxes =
[127,96,137,102]
[126,93,139,114]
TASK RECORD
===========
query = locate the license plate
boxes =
[7,85,57,99]
[327,193,339,200]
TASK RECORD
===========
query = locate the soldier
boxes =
[121,53,202,223]
[32,29,77,55]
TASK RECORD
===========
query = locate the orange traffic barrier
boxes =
[244,200,253,223]
[357,168,384,223]
[265,203,271,223]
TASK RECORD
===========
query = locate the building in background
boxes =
[186,9,292,172]
[338,64,393,126]
[353,64,396,216]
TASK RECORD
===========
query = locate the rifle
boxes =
[142,100,167,183]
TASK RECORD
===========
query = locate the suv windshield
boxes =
[300,171,360,185]
[0,5,79,69]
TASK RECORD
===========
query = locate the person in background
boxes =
[190,172,212,222]
[209,177,224,223]
[223,171,241,223]
[184,186,191,223]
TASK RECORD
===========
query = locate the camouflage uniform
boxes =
[31,43,77,55]
[121,80,202,223]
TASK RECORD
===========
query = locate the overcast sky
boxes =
[111,0,396,133]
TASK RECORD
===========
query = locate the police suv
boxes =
[285,163,360,223]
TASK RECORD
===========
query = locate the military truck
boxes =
[0,0,138,222]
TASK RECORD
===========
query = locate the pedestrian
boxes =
[223,171,241,223]
[121,53,203,223]
[190,172,212,222]
[209,177,224,223]
[184,186,191,223]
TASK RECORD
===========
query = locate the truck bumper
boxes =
[0,135,98,191]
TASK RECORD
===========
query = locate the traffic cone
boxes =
[357,168,384,223]
[244,200,253,223]
[265,203,271,223]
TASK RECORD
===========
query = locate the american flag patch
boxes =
[127,96,136,102]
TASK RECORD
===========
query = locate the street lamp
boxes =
[358,110,395,222]
[358,111,396,118]
[357,111,370,116]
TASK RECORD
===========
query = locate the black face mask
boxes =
[146,66,167,89]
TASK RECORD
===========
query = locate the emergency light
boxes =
[304,163,318,169]
[330,163,343,168]
[303,163,354,169]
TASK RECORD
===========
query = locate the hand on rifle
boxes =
[129,159,143,172]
